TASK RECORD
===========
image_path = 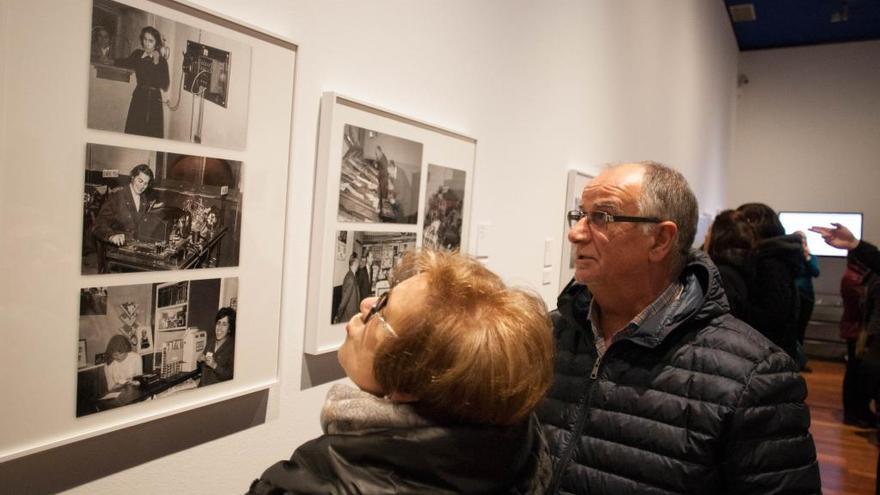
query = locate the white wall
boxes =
[21,0,737,492]
[728,40,880,239]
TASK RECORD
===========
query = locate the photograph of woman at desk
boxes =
[199,307,235,386]
[76,277,239,418]
[82,143,243,275]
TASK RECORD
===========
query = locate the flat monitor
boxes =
[778,211,863,257]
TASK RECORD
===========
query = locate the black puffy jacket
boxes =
[750,234,803,360]
[537,250,820,494]
[248,412,550,494]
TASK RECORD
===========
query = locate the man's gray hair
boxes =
[612,161,698,271]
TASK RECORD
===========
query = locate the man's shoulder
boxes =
[682,314,798,375]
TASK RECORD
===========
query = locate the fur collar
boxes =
[320,383,433,435]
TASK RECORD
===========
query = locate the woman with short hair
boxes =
[199,307,235,386]
[705,209,758,326]
[249,250,554,494]
[104,334,142,391]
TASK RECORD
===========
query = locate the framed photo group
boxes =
[0,0,295,462]
[305,93,477,354]
[75,0,252,420]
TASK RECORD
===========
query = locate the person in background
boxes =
[103,335,143,391]
[793,231,820,371]
[859,271,880,416]
[199,307,235,386]
[812,222,880,492]
[335,253,361,324]
[90,26,113,64]
[736,202,803,362]
[248,250,554,494]
[541,162,819,494]
[838,255,872,425]
[115,26,170,138]
[356,249,374,300]
[705,209,758,326]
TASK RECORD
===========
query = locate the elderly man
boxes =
[538,162,820,494]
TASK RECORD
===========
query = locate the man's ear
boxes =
[648,221,678,262]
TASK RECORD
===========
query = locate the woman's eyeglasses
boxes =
[363,292,398,338]
[566,209,662,229]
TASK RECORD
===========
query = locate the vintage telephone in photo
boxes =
[165,40,231,143]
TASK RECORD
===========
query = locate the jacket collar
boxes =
[557,249,729,349]
[321,383,433,434]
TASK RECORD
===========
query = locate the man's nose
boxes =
[568,218,591,244]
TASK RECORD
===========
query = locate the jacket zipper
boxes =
[589,353,603,380]
[548,351,607,494]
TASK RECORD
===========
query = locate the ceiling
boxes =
[723,0,880,51]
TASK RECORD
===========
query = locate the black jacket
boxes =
[750,234,803,359]
[710,248,756,328]
[538,250,820,494]
[249,387,550,495]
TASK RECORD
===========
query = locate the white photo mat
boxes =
[0,0,295,462]
[305,93,477,354]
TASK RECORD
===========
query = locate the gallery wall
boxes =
[728,40,880,243]
[1,0,737,492]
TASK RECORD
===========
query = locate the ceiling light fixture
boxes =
[728,3,757,23]
[831,0,849,23]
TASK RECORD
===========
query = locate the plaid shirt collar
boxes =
[588,281,683,359]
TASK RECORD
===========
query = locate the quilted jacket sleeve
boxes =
[721,349,821,494]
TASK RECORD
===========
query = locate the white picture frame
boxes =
[305,93,477,354]
[0,0,295,462]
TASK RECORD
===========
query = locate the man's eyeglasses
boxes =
[363,292,398,338]
[566,209,662,229]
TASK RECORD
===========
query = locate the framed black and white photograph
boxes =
[82,143,243,274]
[330,231,417,324]
[87,0,252,149]
[305,93,476,353]
[338,125,422,224]
[422,164,466,251]
[76,277,238,418]
[1,0,294,462]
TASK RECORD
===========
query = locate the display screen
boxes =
[778,211,863,257]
